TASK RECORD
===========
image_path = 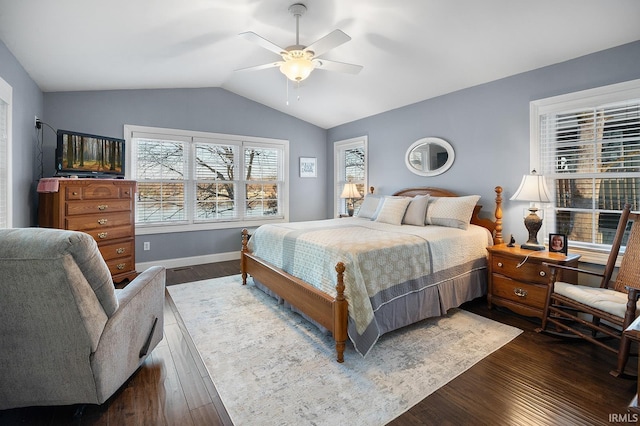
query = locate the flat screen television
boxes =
[55,129,125,178]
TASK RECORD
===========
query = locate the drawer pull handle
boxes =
[539,271,546,277]
[514,288,528,297]
[97,218,108,225]
[72,192,78,195]
[116,263,125,270]
[497,262,503,267]
[97,204,108,211]
[97,232,108,239]
[116,247,125,254]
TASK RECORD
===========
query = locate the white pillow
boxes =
[426,195,480,230]
[357,194,383,219]
[375,197,412,226]
[402,195,430,226]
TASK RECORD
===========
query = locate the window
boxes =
[0,77,12,228]
[532,79,640,256]
[125,125,288,234]
[334,136,367,216]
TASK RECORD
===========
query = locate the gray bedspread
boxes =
[248,217,492,355]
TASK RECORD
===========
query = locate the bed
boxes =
[240,186,504,362]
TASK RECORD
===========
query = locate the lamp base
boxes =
[520,243,545,251]
[521,208,544,251]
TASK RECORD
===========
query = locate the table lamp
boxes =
[510,170,551,251]
[340,182,361,216]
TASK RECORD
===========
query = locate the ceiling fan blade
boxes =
[304,29,351,57]
[235,62,282,73]
[313,59,363,75]
[239,31,285,56]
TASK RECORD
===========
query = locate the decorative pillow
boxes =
[375,197,412,226]
[357,194,383,219]
[402,195,430,226]
[425,195,480,230]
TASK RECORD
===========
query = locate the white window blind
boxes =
[534,81,640,251]
[126,125,288,233]
[0,77,12,229]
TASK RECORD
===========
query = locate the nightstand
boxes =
[487,244,581,319]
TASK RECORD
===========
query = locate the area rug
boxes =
[168,275,522,426]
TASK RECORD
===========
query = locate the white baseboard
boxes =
[136,251,240,272]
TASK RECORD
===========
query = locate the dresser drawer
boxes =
[492,274,547,309]
[492,254,550,284]
[65,183,134,201]
[83,225,134,243]
[105,256,135,276]
[99,240,134,261]
[66,211,132,231]
[65,199,131,216]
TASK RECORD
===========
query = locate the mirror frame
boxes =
[405,137,455,177]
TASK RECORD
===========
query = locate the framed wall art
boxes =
[299,157,317,178]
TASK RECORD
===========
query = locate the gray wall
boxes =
[0,41,44,227]
[3,36,640,263]
[327,40,640,245]
[42,88,327,262]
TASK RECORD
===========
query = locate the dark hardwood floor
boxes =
[1,260,637,425]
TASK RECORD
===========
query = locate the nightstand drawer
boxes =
[492,275,547,309]
[492,255,549,284]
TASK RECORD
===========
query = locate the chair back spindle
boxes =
[614,213,640,293]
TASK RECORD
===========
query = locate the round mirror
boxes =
[405,137,455,177]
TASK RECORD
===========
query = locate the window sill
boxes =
[135,218,287,235]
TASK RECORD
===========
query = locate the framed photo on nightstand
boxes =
[549,233,567,254]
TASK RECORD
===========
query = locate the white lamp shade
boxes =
[340,183,360,199]
[279,50,315,82]
[510,172,551,203]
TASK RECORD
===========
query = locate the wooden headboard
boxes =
[391,186,504,245]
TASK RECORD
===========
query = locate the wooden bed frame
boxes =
[241,186,503,362]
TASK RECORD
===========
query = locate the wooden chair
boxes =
[537,204,640,377]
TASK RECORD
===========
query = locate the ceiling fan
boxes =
[237,3,363,82]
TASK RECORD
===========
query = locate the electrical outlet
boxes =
[143,242,150,251]
[34,116,41,129]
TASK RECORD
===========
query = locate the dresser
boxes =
[38,178,137,284]
[487,244,581,319]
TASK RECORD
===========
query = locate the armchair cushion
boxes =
[0,227,118,316]
[554,281,640,319]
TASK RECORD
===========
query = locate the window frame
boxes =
[125,125,289,235]
[333,136,368,217]
[0,76,12,228]
[530,78,640,264]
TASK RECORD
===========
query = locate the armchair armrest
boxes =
[542,262,605,279]
[90,266,166,403]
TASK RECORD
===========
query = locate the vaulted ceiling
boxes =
[1,0,639,129]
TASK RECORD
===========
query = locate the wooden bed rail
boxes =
[241,228,348,362]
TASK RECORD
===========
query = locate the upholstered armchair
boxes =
[0,228,165,409]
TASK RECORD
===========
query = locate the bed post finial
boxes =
[494,186,503,244]
[334,262,347,363]
[241,229,249,285]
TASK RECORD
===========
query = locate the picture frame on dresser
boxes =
[549,233,567,254]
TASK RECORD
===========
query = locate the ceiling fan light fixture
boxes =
[279,49,315,81]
